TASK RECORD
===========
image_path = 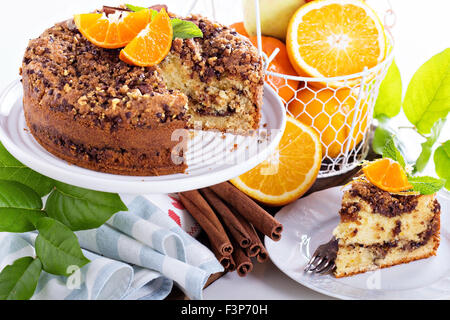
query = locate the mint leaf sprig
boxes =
[382,135,406,168]
[171,18,204,39]
[125,4,148,12]
[408,176,445,196]
[0,143,127,300]
[126,4,203,39]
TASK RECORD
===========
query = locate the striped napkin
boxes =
[0,196,223,300]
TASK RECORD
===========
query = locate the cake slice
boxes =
[159,14,263,133]
[332,181,441,278]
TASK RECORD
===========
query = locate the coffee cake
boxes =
[332,181,441,278]
[21,11,263,176]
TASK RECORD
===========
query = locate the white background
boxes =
[0,0,449,299]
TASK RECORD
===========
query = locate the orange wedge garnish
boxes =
[362,158,413,193]
[119,9,173,67]
[74,9,151,49]
[231,117,322,206]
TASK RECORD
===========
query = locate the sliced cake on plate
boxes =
[333,180,441,278]
[331,158,442,278]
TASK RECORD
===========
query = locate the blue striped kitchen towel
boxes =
[0,196,223,300]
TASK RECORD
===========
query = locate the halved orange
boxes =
[362,158,413,193]
[286,0,386,84]
[231,116,322,206]
[74,9,151,49]
[119,9,173,67]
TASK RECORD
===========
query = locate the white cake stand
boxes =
[0,80,286,194]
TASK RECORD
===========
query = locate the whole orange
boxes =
[230,22,250,38]
[249,36,299,104]
[288,85,369,158]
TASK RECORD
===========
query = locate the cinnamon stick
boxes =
[231,239,253,277]
[257,246,269,263]
[227,255,237,273]
[211,245,232,270]
[251,230,269,263]
[181,190,224,230]
[210,182,283,241]
[234,212,268,263]
[200,188,251,248]
[179,192,233,257]
[233,211,261,258]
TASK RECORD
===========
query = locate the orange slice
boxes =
[231,116,322,206]
[119,9,173,67]
[362,158,413,193]
[74,9,151,49]
[286,0,386,82]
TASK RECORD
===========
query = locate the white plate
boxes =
[0,80,285,194]
[265,187,450,300]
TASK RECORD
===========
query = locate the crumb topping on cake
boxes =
[349,181,419,217]
[339,202,361,222]
[22,20,188,130]
[171,14,263,93]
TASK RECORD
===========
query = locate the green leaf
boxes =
[408,176,445,195]
[125,6,202,39]
[125,4,148,12]
[0,180,46,232]
[151,9,158,20]
[403,48,450,134]
[126,4,157,20]
[372,123,394,155]
[374,60,402,119]
[414,118,446,173]
[35,217,90,276]
[45,181,127,231]
[434,140,450,190]
[171,18,203,39]
[382,135,406,168]
[0,142,54,197]
[0,257,42,300]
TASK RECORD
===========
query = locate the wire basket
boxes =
[188,0,394,178]
[266,58,392,178]
[253,0,394,178]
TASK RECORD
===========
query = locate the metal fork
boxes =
[304,237,339,274]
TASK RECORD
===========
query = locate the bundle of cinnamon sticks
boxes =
[179,182,283,277]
